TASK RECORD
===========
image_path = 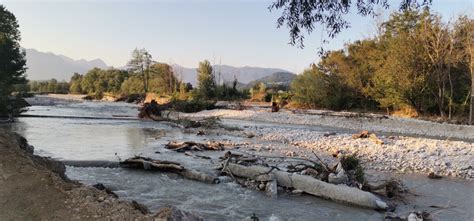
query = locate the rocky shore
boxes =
[179,108,474,179]
[181,108,474,140]
[246,127,473,179]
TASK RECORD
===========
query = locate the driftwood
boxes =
[352,130,384,145]
[120,157,218,184]
[138,100,172,119]
[165,141,224,152]
[120,157,185,171]
[223,163,388,210]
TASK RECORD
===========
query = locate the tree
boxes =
[196,60,216,99]
[453,16,474,124]
[128,48,153,93]
[69,73,83,94]
[148,63,179,95]
[0,5,27,117]
[269,0,432,48]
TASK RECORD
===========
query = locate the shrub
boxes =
[170,99,216,113]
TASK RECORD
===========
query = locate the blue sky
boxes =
[1,0,472,73]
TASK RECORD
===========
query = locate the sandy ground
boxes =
[0,128,160,220]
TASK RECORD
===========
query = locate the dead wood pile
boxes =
[217,151,392,210]
[165,141,224,152]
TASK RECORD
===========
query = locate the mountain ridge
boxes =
[24,48,108,81]
[24,48,294,85]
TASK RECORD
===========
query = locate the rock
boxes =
[265,178,278,198]
[428,172,442,179]
[323,132,337,137]
[244,132,255,138]
[407,213,423,221]
[131,200,149,215]
[154,206,203,221]
[196,130,205,136]
[328,163,348,184]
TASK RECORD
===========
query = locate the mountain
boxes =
[24,48,293,84]
[246,72,297,88]
[24,48,108,81]
[172,64,291,85]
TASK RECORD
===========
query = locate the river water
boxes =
[4,96,473,220]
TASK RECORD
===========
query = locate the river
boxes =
[3,95,473,220]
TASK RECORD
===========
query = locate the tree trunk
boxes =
[141,66,147,93]
[225,163,388,210]
[470,93,473,125]
[470,68,474,124]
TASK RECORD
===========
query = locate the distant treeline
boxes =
[28,56,247,101]
[27,79,69,94]
[291,9,473,120]
[68,63,182,97]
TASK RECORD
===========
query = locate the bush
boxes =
[170,99,216,113]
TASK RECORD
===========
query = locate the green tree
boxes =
[148,63,179,95]
[0,5,27,117]
[196,60,216,99]
[269,0,432,47]
[128,48,153,93]
[453,16,474,124]
[69,73,84,94]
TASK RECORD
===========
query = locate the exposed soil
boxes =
[0,128,152,220]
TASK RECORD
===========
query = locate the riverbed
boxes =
[3,95,473,220]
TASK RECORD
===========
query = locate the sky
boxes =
[1,0,472,73]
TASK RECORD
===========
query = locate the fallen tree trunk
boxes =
[62,160,120,168]
[63,158,218,184]
[224,163,388,210]
[165,141,224,152]
[120,157,218,184]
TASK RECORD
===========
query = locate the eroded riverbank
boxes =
[0,129,151,220]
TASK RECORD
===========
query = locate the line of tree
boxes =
[67,49,182,98]
[28,79,69,94]
[291,9,473,122]
[65,50,246,101]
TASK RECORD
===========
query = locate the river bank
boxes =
[179,108,474,141]
[175,108,474,180]
[0,128,201,220]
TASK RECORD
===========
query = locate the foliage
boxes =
[269,0,431,48]
[0,5,27,117]
[196,60,216,99]
[170,98,216,113]
[73,68,128,96]
[127,48,153,93]
[214,77,246,101]
[290,9,473,120]
[147,63,180,95]
[29,79,69,94]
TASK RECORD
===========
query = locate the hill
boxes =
[246,72,297,88]
[172,64,291,85]
[24,48,108,81]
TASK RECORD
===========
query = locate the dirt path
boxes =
[0,128,150,220]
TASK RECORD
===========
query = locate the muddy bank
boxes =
[0,128,199,220]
